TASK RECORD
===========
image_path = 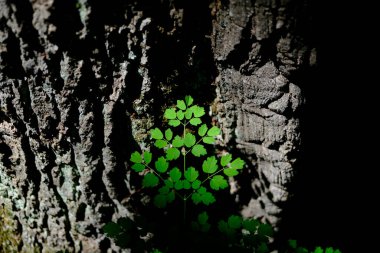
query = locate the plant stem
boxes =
[182,121,187,225]
[183,167,227,200]
[144,163,166,183]
[185,136,205,156]
[201,167,226,184]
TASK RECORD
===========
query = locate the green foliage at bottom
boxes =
[103,96,342,253]
[286,240,342,253]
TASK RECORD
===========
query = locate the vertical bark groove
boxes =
[212,0,314,225]
[0,0,314,251]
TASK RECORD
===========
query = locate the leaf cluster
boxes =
[287,240,342,253]
[103,96,342,253]
[129,96,245,209]
[218,215,273,253]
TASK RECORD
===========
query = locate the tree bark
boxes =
[0,0,314,251]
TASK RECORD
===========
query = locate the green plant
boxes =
[216,214,274,253]
[128,95,244,219]
[287,240,342,253]
[103,96,342,253]
[104,96,272,252]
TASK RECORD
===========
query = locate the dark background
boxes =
[280,1,376,252]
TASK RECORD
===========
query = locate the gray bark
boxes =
[212,0,315,225]
[0,0,314,251]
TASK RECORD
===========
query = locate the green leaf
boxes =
[207,126,220,136]
[198,212,208,225]
[257,242,269,253]
[143,151,152,164]
[221,154,232,166]
[169,167,181,182]
[198,124,208,136]
[151,128,164,139]
[202,156,218,174]
[192,105,205,117]
[103,222,121,237]
[158,186,170,194]
[192,187,216,205]
[242,219,259,233]
[325,248,334,253]
[203,136,215,144]
[334,250,342,253]
[165,129,173,141]
[289,240,297,249]
[190,118,202,126]
[183,180,191,189]
[143,173,159,187]
[191,192,201,204]
[184,167,199,182]
[130,151,142,163]
[155,157,169,173]
[166,147,180,161]
[164,179,174,188]
[131,163,145,172]
[177,100,186,110]
[185,108,193,119]
[313,247,323,253]
[199,187,215,205]
[177,110,184,120]
[117,217,134,230]
[231,158,245,169]
[258,223,273,237]
[218,220,229,234]
[200,223,211,233]
[184,133,196,148]
[228,215,242,229]
[194,224,207,233]
[167,191,175,203]
[191,144,207,157]
[172,135,183,147]
[168,119,181,127]
[185,95,193,106]
[154,140,167,149]
[164,108,177,120]
[223,168,238,177]
[210,175,228,190]
[202,192,216,205]
[296,247,308,253]
[192,180,201,189]
[154,194,167,208]
[174,180,183,190]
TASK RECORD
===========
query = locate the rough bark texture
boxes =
[0,0,314,252]
[212,0,315,225]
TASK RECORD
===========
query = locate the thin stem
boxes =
[174,190,185,200]
[182,120,187,224]
[144,163,185,200]
[185,136,205,156]
[143,163,167,183]
[183,166,227,200]
[201,167,226,184]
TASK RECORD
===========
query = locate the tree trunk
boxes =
[0,0,314,251]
